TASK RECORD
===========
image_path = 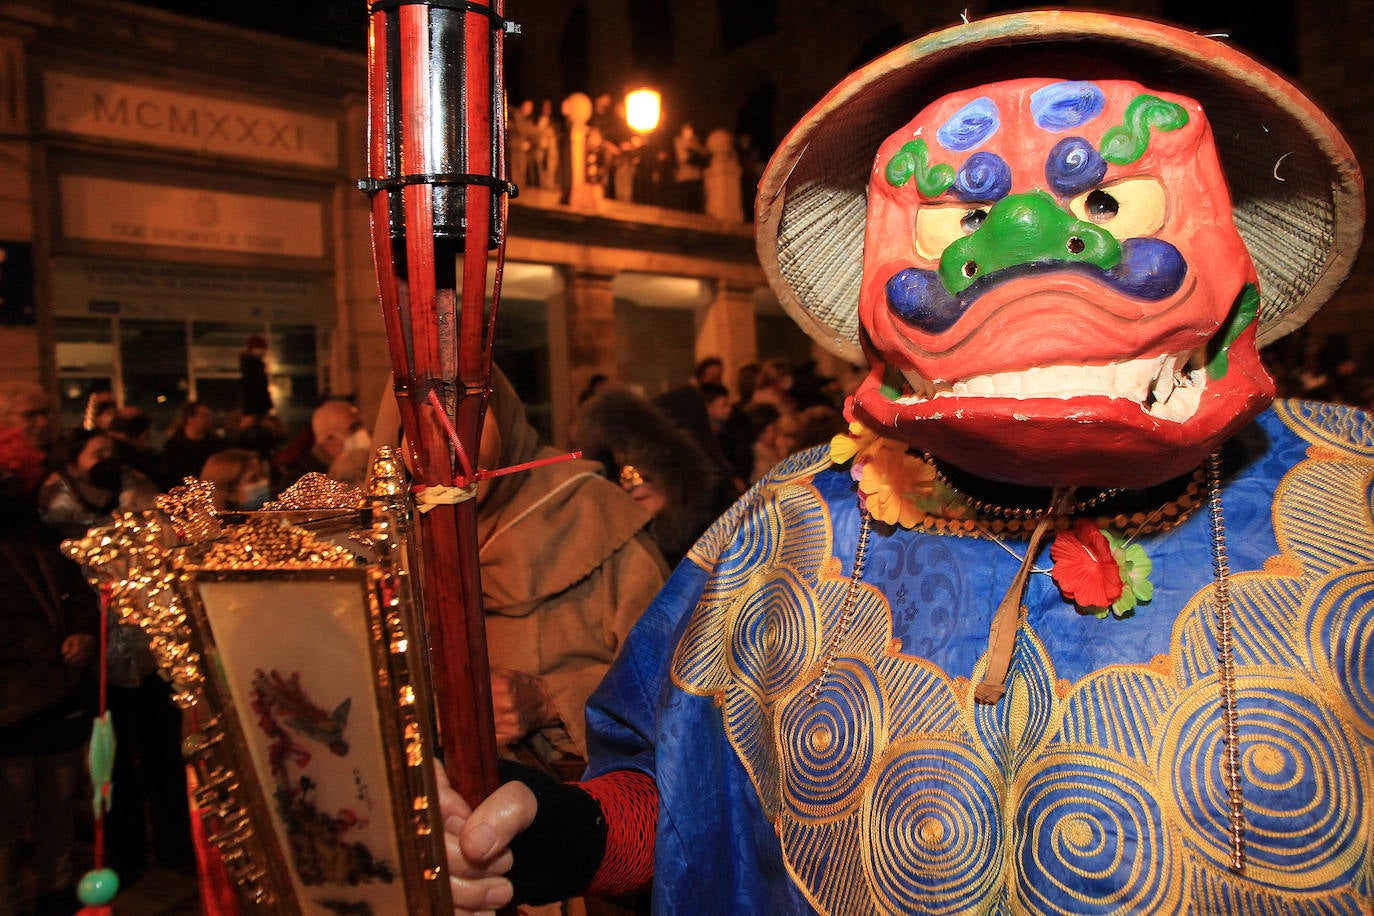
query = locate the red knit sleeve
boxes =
[576,770,658,897]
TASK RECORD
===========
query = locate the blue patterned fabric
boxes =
[584,402,1374,914]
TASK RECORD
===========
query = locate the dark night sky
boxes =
[132,0,370,50]
[125,1,1299,75]
[123,1,1304,106]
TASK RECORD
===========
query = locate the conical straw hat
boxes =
[755,10,1364,364]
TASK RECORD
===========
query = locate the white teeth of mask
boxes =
[896,352,1209,422]
[1150,354,1182,403]
[899,368,936,399]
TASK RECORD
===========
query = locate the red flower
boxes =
[1049,518,1124,608]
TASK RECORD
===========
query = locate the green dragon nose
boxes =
[938,190,1122,295]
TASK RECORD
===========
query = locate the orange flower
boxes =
[857,443,936,528]
[1049,518,1124,609]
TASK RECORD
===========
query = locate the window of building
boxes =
[120,319,190,437]
[54,315,116,432]
[613,272,712,397]
[51,257,328,443]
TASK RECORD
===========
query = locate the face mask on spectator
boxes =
[343,428,371,453]
[236,480,272,511]
[86,456,124,492]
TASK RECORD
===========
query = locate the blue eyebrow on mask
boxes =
[937,97,1000,152]
[1031,81,1106,132]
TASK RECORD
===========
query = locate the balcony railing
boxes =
[506,92,760,230]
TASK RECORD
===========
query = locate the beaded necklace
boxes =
[916,451,1206,540]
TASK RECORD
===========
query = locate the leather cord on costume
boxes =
[974,487,1073,704]
[500,759,608,905]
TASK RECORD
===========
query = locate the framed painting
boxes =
[66,469,453,914]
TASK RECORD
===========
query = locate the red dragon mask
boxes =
[853,78,1273,488]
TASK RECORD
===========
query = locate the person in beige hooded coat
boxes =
[475,369,668,778]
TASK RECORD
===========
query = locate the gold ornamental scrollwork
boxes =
[63,456,450,914]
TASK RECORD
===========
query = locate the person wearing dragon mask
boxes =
[438,12,1369,915]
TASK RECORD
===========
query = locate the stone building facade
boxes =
[0,1,369,437]
[0,0,795,448]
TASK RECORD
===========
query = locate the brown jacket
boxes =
[478,370,667,761]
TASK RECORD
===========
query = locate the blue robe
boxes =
[585,401,1374,914]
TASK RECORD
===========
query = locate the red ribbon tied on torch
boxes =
[361,0,519,803]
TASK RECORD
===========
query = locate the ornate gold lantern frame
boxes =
[65,470,453,915]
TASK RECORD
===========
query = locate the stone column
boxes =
[704,129,743,223]
[562,92,596,208]
[564,267,619,397]
[697,279,758,397]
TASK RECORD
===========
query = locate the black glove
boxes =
[499,759,608,905]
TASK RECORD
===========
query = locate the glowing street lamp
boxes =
[625,87,661,133]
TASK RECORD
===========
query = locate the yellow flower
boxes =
[857,444,936,528]
[829,419,879,466]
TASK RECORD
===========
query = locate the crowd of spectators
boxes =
[0,367,368,913]
[1266,328,1371,407]
[0,346,854,912]
[0,381,191,916]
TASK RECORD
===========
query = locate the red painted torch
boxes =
[361,0,517,803]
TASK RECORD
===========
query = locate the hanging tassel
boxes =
[187,765,242,916]
[77,584,119,913]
